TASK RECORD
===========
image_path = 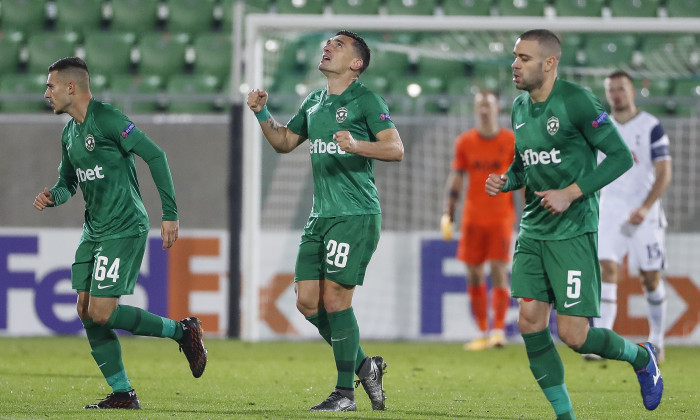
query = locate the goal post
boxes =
[237,11,700,341]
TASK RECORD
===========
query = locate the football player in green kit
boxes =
[33,57,207,409]
[247,30,403,412]
[485,30,663,419]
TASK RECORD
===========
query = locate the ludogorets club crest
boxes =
[336,107,348,123]
[85,134,96,151]
[546,116,559,136]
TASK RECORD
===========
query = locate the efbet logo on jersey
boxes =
[336,107,348,123]
[310,138,347,155]
[591,111,609,127]
[75,165,105,182]
[520,148,562,167]
[121,122,135,138]
[85,134,95,151]
[546,116,559,135]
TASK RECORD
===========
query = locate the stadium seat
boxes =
[559,32,584,67]
[442,0,492,16]
[638,77,672,99]
[358,74,390,95]
[54,0,104,33]
[385,0,436,15]
[1,0,47,32]
[82,32,136,77]
[0,33,24,75]
[553,0,603,16]
[109,0,160,34]
[136,32,189,79]
[638,103,670,116]
[666,0,700,17]
[496,0,547,16]
[25,32,79,74]
[417,56,466,80]
[363,48,410,78]
[166,74,221,113]
[166,0,216,34]
[578,74,606,101]
[582,33,637,67]
[276,0,326,14]
[672,78,700,98]
[608,0,659,17]
[330,0,381,15]
[193,33,233,81]
[0,73,50,112]
[107,74,164,113]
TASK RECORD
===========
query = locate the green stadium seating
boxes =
[578,74,606,101]
[219,0,272,32]
[109,0,160,34]
[358,74,390,95]
[0,32,24,75]
[673,78,700,97]
[666,0,700,17]
[582,33,638,67]
[417,56,466,80]
[1,0,47,32]
[108,74,164,113]
[26,32,79,74]
[496,0,547,16]
[276,0,325,14]
[330,0,381,15]
[608,0,659,17]
[83,32,136,77]
[193,33,233,81]
[638,103,670,116]
[136,32,189,78]
[0,73,50,112]
[553,0,604,17]
[559,32,584,66]
[54,0,104,33]
[385,0,436,15]
[166,0,216,34]
[166,74,220,113]
[442,0,492,16]
[638,77,672,98]
[363,48,410,78]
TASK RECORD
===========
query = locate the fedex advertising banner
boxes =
[2,229,699,344]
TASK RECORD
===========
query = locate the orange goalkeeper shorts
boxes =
[457,222,513,265]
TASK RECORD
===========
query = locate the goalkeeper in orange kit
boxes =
[441,89,517,350]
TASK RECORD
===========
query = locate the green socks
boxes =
[575,326,649,370]
[306,308,368,373]
[327,307,361,392]
[523,328,575,419]
[104,305,183,341]
[82,318,131,393]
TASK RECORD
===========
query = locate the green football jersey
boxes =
[505,78,624,240]
[51,99,170,241]
[287,81,396,217]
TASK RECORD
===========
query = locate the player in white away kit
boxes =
[591,71,672,362]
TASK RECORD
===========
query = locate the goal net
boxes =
[239,12,700,342]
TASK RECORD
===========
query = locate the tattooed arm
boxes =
[247,88,305,153]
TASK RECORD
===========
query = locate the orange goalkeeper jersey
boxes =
[451,127,516,225]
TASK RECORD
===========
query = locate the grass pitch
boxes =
[1,337,698,419]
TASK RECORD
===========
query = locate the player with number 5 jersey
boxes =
[485,30,663,419]
[33,57,207,410]
[247,31,403,412]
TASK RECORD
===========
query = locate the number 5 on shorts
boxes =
[567,270,581,299]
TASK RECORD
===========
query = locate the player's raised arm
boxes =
[247,88,305,153]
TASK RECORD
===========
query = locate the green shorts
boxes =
[295,214,381,286]
[510,232,600,317]
[72,233,147,297]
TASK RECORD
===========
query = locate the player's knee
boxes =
[295,298,318,317]
[559,330,585,350]
[88,307,112,325]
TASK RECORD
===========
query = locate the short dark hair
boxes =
[336,30,370,74]
[48,56,89,74]
[607,70,635,86]
[518,29,562,60]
